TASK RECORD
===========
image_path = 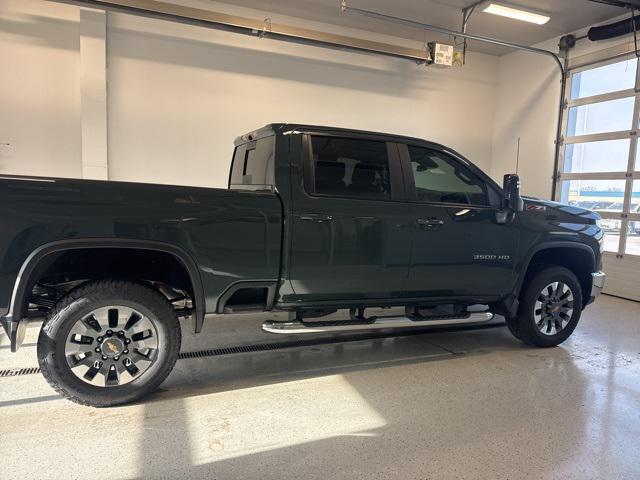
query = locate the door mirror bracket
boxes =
[495,209,511,225]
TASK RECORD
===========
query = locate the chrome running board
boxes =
[262,312,494,334]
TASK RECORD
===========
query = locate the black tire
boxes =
[38,280,181,407]
[506,266,583,348]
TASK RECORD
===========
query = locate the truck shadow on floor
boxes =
[153,324,530,401]
[134,326,594,480]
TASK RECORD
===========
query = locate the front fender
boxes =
[514,240,597,300]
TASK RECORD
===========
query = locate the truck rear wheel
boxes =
[507,266,583,348]
[37,280,181,407]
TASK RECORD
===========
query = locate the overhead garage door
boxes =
[556,53,640,301]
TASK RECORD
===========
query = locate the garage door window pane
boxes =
[570,59,637,99]
[566,97,634,136]
[559,179,626,211]
[563,139,630,173]
[625,181,640,256]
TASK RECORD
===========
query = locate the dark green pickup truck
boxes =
[0,124,606,406]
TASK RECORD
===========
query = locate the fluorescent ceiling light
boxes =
[482,3,550,25]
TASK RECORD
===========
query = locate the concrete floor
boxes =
[1,294,639,480]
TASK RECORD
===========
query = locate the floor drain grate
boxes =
[179,341,323,359]
[179,322,505,360]
[0,322,505,376]
[0,367,41,377]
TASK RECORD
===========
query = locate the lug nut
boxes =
[114,356,119,361]
[102,355,108,361]
[97,336,103,342]
[95,347,101,353]
[118,331,124,337]
[123,349,129,355]
[106,330,113,336]
[125,339,131,345]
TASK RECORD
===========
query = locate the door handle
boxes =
[299,213,334,223]
[417,218,445,228]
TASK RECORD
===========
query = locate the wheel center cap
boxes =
[101,338,124,357]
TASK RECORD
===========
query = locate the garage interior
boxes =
[1,0,640,478]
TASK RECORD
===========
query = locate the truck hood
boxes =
[522,196,601,225]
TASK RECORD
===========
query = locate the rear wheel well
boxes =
[522,247,593,305]
[24,248,197,320]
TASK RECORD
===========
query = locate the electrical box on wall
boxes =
[428,42,454,67]
[0,143,12,159]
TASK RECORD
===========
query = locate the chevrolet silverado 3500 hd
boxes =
[0,124,606,406]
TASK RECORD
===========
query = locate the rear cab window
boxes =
[307,136,394,199]
[229,135,275,191]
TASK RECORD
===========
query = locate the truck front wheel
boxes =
[507,266,583,348]
[37,280,181,407]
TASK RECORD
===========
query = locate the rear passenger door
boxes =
[287,134,412,304]
[399,144,519,299]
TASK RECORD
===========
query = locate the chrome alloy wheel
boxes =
[534,282,574,336]
[65,306,159,387]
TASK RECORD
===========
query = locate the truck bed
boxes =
[0,175,283,317]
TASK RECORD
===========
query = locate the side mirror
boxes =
[503,174,524,212]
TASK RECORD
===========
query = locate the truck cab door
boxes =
[284,133,412,306]
[398,143,520,300]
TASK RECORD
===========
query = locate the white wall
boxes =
[490,14,634,200]
[1,0,632,194]
[0,0,81,178]
[0,0,499,188]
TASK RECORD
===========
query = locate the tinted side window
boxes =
[230,136,275,190]
[408,146,488,206]
[310,136,391,199]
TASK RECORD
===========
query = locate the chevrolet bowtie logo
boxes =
[105,342,119,354]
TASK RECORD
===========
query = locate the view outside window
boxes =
[566,97,634,136]
[628,181,640,256]
[560,180,627,253]
[570,58,636,99]
[560,57,639,256]
[560,180,626,211]
[563,140,629,174]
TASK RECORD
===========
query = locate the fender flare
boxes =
[3,238,206,350]
[514,241,596,298]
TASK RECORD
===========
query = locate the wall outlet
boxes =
[0,142,12,159]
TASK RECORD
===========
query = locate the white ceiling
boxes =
[219,0,624,55]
